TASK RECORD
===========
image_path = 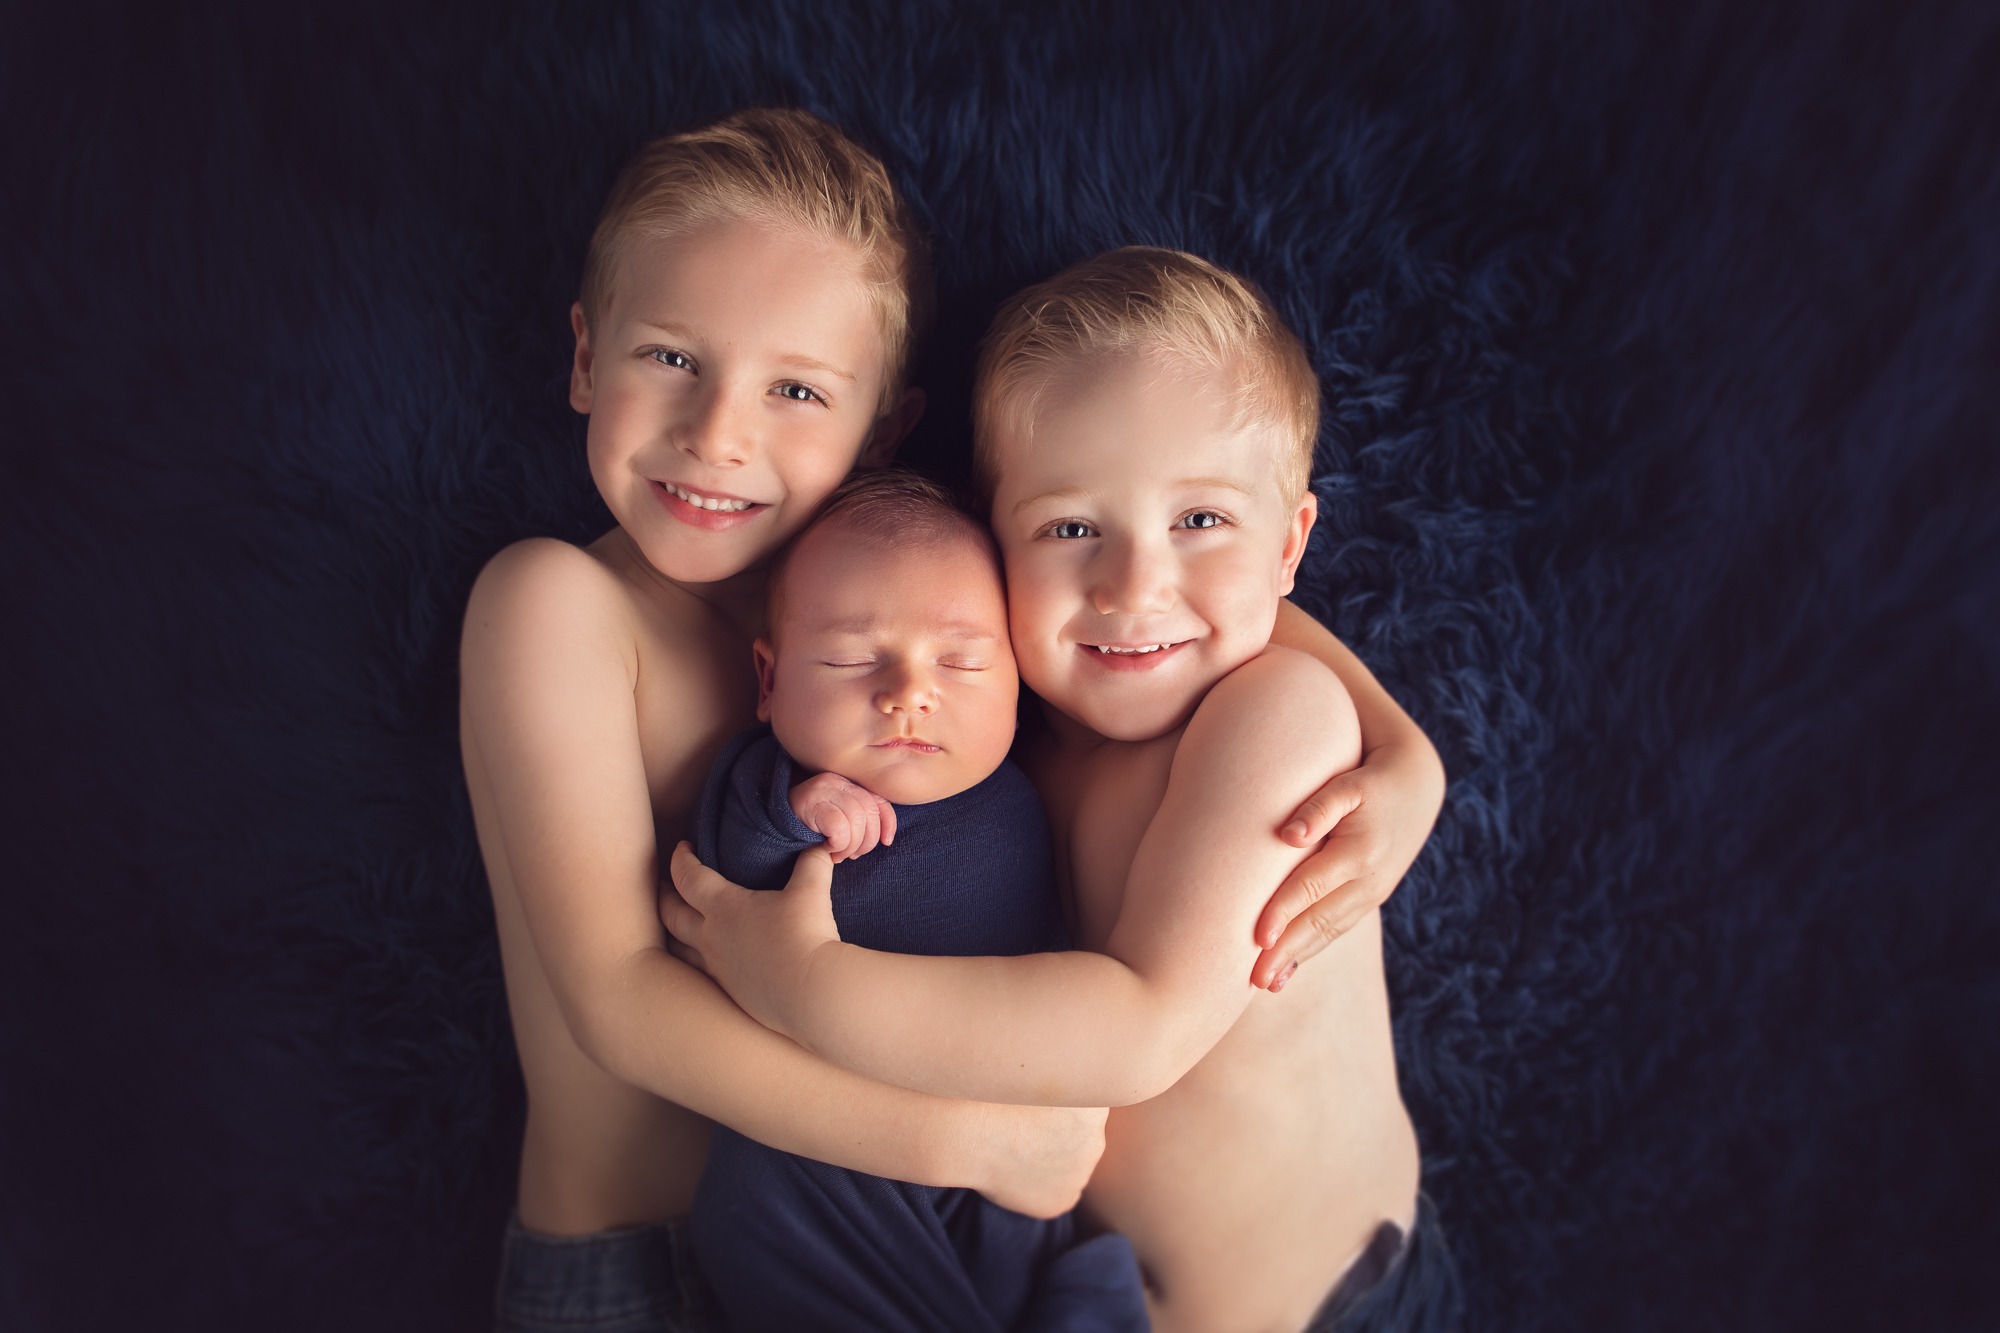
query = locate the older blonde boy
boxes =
[461,110,1110,1331]
[666,248,1442,1332]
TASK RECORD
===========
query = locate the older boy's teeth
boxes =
[667,482,752,512]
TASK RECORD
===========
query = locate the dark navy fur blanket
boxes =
[3,2,1995,1329]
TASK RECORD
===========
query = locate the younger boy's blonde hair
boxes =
[972,246,1320,501]
[581,107,933,414]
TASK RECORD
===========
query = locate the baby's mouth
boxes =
[874,737,942,752]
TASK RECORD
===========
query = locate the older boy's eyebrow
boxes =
[631,321,857,382]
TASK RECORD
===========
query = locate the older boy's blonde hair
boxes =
[973,247,1319,500]
[580,108,933,414]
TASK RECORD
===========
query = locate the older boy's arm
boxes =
[462,542,1096,1213]
[666,649,1355,1107]
[1255,601,1445,987]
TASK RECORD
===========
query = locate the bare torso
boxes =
[464,531,758,1234]
[1032,726,1421,1333]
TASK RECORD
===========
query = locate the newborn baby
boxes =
[687,468,1146,1333]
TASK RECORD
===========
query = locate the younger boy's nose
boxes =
[1091,536,1175,616]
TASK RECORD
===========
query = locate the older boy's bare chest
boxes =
[627,589,761,841]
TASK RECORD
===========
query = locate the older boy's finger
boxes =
[1255,848,1362,948]
[1255,886,1375,989]
[1279,779,1365,847]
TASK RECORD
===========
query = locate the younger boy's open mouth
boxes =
[1081,640,1190,670]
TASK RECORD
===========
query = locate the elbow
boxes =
[1099,1018,1211,1106]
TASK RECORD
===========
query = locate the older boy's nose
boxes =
[874,663,938,715]
[678,386,751,466]
[1091,536,1175,616]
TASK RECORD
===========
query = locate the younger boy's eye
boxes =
[1176,510,1227,530]
[650,349,695,371]
[774,382,825,405]
[1048,520,1094,540]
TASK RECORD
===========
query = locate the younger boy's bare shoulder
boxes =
[1180,644,1357,763]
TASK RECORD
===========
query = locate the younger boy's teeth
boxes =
[666,482,753,512]
[1094,644,1169,654]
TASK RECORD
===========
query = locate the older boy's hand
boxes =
[1250,739,1445,991]
[661,842,841,1036]
[974,1102,1109,1219]
[789,771,897,862]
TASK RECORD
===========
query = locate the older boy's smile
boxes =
[650,478,767,530]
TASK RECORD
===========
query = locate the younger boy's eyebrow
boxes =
[1012,476,1255,512]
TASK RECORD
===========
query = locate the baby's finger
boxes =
[1279,776,1366,847]
[877,797,897,847]
[820,804,857,860]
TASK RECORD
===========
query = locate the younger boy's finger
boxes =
[1255,886,1375,989]
[669,842,722,904]
[664,938,711,976]
[1255,848,1363,948]
[658,885,702,942]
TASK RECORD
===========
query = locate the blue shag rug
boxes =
[3,3,1995,1330]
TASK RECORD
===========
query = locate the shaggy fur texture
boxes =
[4,2,1994,1329]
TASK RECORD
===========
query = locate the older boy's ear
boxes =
[1277,491,1318,597]
[860,387,926,466]
[568,303,595,413]
[752,639,778,723]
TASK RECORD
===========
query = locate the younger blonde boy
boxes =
[667,247,1443,1332]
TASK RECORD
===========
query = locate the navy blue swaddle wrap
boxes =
[689,727,1148,1333]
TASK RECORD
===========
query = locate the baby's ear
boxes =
[860,387,926,466]
[1277,490,1318,597]
[752,639,778,723]
[568,303,596,414]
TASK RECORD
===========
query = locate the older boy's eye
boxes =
[1177,511,1226,530]
[650,349,695,371]
[1048,521,1094,540]
[774,382,825,405]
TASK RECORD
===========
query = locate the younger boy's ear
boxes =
[568,302,595,413]
[1277,490,1318,598]
[752,638,778,723]
[859,387,926,467]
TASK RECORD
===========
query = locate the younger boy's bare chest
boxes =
[1035,731,1182,948]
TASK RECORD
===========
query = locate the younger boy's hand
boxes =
[789,772,897,862]
[661,842,840,1037]
[1250,740,1445,991]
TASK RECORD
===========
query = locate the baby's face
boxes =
[986,353,1317,743]
[571,216,894,585]
[757,524,1020,806]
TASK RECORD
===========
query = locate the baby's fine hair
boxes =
[766,469,997,635]
[972,246,1319,501]
[580,107,933,413]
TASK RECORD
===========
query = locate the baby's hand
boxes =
[789,771,897,862]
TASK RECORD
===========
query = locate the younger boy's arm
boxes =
[1253,601,1445,988]
[663,647,1358,1108]
[462,541,1098,1216]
